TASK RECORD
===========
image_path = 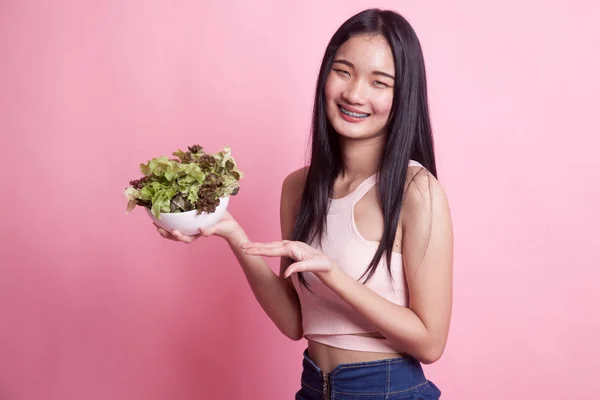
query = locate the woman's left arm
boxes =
[318,172,454,364]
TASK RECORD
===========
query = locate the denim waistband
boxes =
[300,349,430,396]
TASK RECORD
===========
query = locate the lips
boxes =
[337,104,371,115]
[338,105,370,122]
[337,106,369,123]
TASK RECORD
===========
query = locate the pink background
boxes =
[1,1,599,399]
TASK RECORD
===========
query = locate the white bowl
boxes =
[145,196,230,236]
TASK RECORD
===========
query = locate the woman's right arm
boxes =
[227,168,306,340]
[155,168,306,340]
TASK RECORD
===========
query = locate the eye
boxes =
[374,81,390,88]
[334,69,350,77]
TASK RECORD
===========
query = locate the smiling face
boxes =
[324,34,396,140]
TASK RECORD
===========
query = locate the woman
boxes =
[157,8,452,400]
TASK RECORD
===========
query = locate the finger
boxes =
[244,246,290,258]
[171,230,196,243]
[246,243,308,261]
[157,228,169,238]
[156,226,175,240]
[241,241,284,249]
[240,240,301,250]
[284,260,330,278]
[241,241,285,249]
[197,226,214,237]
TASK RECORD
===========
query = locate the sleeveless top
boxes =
[291,160,424,353]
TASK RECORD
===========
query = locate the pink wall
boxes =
[1,1,599,398]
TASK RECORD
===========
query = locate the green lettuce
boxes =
[124,145,243,218]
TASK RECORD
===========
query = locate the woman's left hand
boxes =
[240,240,338,279]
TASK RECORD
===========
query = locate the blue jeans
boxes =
[295,349,441,400]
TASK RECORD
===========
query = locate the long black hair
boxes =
[292,9,437,289]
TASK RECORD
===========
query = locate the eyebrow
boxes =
[332,59,395,80]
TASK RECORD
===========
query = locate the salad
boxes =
[124,145,243,219]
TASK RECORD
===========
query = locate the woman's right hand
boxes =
[154,210,241,244]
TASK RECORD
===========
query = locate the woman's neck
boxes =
[338,135,385,181]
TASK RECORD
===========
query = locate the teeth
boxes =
[339,106,369,118]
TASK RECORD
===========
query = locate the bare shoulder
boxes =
[283,166,309,188]
[403,164,449,217]
[281,166,309,213]
[400,163,453,257]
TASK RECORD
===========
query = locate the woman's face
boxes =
[325,34,396,140]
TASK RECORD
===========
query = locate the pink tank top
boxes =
[291,160,423,353]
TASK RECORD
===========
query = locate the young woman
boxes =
[156,8,453,400]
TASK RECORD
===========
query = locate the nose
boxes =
[341,78,367,105]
